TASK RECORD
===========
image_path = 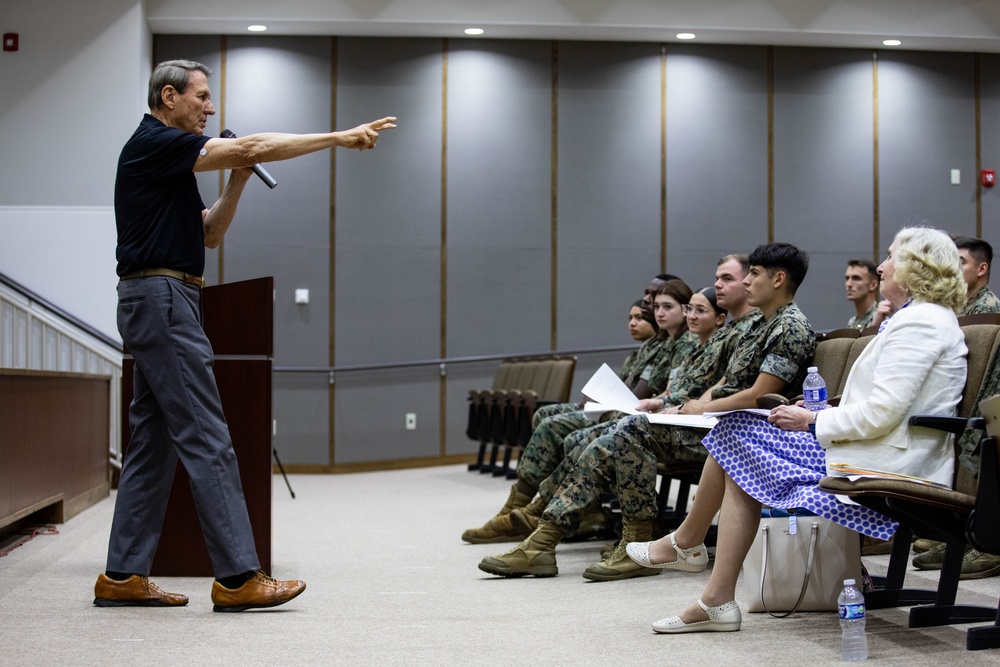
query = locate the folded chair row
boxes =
[466,356,576,477]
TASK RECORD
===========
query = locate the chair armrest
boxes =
[756,394,788,410]
[908,415,968,436]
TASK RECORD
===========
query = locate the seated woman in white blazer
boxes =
[627,226,968,634]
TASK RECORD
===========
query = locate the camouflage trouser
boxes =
[542,414,707,534]
[531,402,582,431]
[516,408,593,491]
[535,418,620,504]
[516,404,623,492]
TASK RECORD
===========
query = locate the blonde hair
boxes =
[892,227,967,313]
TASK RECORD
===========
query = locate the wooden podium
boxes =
[121,277,273,576]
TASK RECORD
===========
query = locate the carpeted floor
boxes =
[1,465,999,666]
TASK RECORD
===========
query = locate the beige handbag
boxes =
[742,510,862,616]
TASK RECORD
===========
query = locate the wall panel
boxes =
[333,368,440,464]
[878,51,977,253]
[336,38,443,365]
[557,41,662,349]
[772,47,874,331]
[446,40,552,357]
[665,44,769,290]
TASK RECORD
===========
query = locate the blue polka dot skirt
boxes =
[703,412,897,540]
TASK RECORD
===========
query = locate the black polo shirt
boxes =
[115,114,211,277]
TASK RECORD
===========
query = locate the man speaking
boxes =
[95,59,395,611]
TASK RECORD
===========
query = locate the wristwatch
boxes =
[807,412,817,435]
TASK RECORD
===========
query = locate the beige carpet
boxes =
[1,465,999,666]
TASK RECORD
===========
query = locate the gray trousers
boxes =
[106,277,260,578]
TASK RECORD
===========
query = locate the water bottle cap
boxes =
[808,366,818,373]
[843,578,856,585]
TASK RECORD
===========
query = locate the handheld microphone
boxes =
[219,129,278,189]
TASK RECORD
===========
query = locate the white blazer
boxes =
[816,300,967,487]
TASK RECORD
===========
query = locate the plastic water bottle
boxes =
[838,578,868,661]
[803,366,828,411]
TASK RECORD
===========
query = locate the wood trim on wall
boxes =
[660,43,667,272]
[976,52,983,239]
[872,50,880,261]
[440,38,449,456]
[329,36,338,467]
[282,452,478,475]
[766,46,775,243]
[550,40,560,351]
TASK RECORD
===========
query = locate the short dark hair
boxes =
[846,258,878,281]
[655,273,681,283]
[748,242,809,295]
[148,59,212,110]
[953,235,993,268]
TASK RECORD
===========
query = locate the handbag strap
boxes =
[758,521,820,618]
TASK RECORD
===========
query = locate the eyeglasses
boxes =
[681,304,713,316]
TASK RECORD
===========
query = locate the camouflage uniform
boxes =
[642,331,699,396]
[960,286,1000,317]
[542,303,816,534]
[620,335,667,391]
[529,328,734,510]
[953,285,1000,472]
[618,347,644,387]
[515,334,679,494]
[848,301,878,331]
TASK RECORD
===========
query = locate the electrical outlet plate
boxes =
[405,413,417,430]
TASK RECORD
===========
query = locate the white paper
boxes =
[579,364,718,429]
[581,364,641,410]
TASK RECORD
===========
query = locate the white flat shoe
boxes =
[652,599,741,634]
[626,533,708,572]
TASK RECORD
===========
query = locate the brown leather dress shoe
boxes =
[211,571,306,612]
[93,573,189,607]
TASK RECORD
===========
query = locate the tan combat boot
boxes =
[461,484,533,544]
[600,540,619,559]
[582,519,661,581]
[478,521,564,577]
[508,495,547,535]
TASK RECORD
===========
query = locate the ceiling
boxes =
[145,0,1000,53]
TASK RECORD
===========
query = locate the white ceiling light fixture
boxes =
[247,25,267,32]
[464,28,485,36]
[883,39,902,46]
[676,33,696,40]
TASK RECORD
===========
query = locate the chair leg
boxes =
[492,446,513,476]
[467,440,488,472]
[908,541,996,629]
[479,443,500,474]
[866,526,938,609]
[967,604,1000,651]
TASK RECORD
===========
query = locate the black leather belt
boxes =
[119,268,205,289]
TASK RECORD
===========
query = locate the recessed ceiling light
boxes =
[464,28,485,36]
[676,33,696,40]
[247,25,267,32]
[883,39,901,46]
